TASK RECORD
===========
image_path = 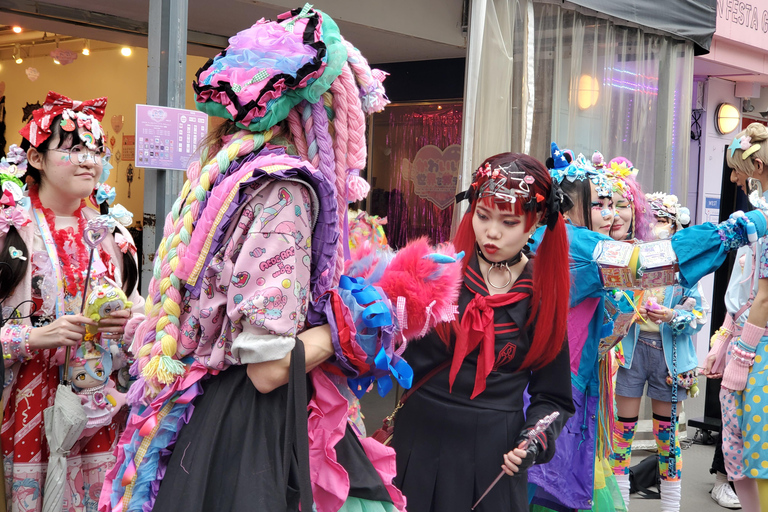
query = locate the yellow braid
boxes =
[141,131,275,386]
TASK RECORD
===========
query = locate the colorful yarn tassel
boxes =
[596,355,616,459]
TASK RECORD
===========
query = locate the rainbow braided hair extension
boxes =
[127,5,389,404]
[130,130,273,398]
[288,58,388,282]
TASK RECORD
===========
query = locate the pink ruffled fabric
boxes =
[308,368,352,512]
[359,438,407,511]
[196,15,327,122]
[307,369,407,512]
[99,363,209,511]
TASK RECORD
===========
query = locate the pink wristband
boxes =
[721,314,736,334]
[740,322,765,352]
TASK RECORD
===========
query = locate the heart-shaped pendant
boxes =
[83,219,110,249]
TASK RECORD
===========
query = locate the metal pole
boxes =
[142,0,188,294]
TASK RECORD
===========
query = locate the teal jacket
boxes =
[619,285,705,375]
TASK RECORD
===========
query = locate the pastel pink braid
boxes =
[288,108,309,160]
[342,65,368,170]
[337,64,370,202]
[330,78,352,281]
[342,39,390,114]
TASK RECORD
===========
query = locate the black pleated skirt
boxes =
[390,388,529,512]
[153,365,392,512]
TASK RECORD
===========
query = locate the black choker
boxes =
[476,244,522,289]
[476,244,523,267]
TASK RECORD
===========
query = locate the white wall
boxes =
[692,77,739,363]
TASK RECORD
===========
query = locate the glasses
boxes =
[52,145,105,166]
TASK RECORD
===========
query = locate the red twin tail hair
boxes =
[449,153,570,371]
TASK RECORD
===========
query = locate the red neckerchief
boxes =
[450,259,532,398]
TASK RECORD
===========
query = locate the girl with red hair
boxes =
[390,152,575,512]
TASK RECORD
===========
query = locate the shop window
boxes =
[368,101,462,249]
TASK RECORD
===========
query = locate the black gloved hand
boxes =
[512,429,548,472]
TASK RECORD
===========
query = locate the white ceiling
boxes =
[694,58,768,85]
[0,0,468,63]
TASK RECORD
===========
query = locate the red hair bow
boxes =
[19,91,108,148]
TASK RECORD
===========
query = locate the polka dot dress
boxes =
[740,337,768,478]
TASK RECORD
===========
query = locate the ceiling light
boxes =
[12,26,22,34]
[121,47,132,57]
[82,39,90,56]
[53,59,61,65]
[13,44,22,64]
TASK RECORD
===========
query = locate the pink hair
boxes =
[608,157,652,240]
[623,175,652,240]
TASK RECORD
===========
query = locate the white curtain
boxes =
[539,3,694,196]
[456,0,528,231]
[458,0,695,229]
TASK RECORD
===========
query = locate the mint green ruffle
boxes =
[196,10,347,132]
[337,497,399,512]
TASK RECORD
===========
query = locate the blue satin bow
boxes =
[95,185,116,205]
[339,275,414,398]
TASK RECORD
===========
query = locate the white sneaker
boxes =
[711,482,742,509]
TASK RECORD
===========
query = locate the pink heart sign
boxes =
[25,67,40,82]
[399,144,461,210]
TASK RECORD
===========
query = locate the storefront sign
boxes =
[704,195,721,223]
[715,0,768,48]
[122,135,135,162]
[135,105,208,171]
[400,144,461,210]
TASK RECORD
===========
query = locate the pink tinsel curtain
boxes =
[369,102,462,249]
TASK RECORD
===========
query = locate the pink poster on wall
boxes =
[135,104,208,170]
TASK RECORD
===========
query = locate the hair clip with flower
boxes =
[0,145,28,180]
[729,135,762,160]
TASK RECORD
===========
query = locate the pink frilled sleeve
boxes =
[226,179,313,364]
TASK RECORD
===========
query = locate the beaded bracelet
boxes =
[3,324,34,362]
[22,337,36,360]
[731,344,755,366]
